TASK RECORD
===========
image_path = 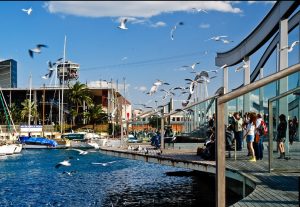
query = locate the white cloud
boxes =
[247,1,276,5]
[150,21,167,28]
[134,86,147,92]
[199,23,210,29]
[45,1,242,18]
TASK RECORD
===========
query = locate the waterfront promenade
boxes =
[99,145,299,207]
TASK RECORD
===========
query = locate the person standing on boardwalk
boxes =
[233,112,243,151]
[277,114,287,159]
[254,114,265,160]
[243,112,257,162]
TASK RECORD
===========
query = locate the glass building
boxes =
[0,59,17,88]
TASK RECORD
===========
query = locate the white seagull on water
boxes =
[22,7,32,15]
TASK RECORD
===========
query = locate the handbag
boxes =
[254,133,260,143]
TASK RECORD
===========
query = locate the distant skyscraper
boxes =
[0,59,17,88]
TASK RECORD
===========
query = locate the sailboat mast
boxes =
[28,74,32,133]
[61,35,67,134]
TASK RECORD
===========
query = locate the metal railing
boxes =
[215,63,300,207]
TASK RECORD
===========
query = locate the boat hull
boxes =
[0,144,17,155]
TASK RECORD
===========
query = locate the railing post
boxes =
[216,98,226,207]
[223,66,228,125]
[160,115,165,149]
[268,100,273,172]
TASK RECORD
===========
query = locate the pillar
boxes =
[259,68,264,114]
[279,19,289,153]
[243,56,250,114]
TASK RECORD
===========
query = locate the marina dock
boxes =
[99,145,299,206]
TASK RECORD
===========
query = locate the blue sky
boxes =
[2,1,295,109]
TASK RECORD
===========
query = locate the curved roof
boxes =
[215,1,299,67]
[250,10,300,83]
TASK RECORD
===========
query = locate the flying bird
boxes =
[192,8,208,13]
[221,39,234,44]
[62,170,77,176]
[220,64,228,69]
[55,160,71,168]
[118,18,128,30]
[28,44,48,58]
[92,161,117,166]
[22,7,32,15]
[170,22,184,40]
[235,60,249,72]
[68,148,88,155]
[111,107,118,118]
[281,40,299,52]
[181,62,200,70]
[208,35,227,41]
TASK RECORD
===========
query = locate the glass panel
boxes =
[270,89,300,171]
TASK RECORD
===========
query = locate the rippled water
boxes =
[0,149,223,207]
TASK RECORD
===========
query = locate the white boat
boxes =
[62,132,100,149]
[0,144,18,155]
[12,143,23,153]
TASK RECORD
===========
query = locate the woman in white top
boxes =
[243,113,257,162]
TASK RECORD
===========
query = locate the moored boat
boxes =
[0,144,18,155]
[19,136,58,149]
[61,132,100,149]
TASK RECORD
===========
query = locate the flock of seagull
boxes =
[54,148,118,175]
[20,6,300,115]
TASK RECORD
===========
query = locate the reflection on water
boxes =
[0,149,240,206]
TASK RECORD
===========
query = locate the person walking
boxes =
[277,114,287,159]
[233,112,243,151]
[243,112,257,162]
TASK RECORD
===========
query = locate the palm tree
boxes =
[20,99,38,124]
[67,81,93,125]
[83,104,105,130]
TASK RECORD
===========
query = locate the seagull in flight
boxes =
[281,40,299,52]
[235,60,249,72]
[181,62,200,70]
[118,18,128,30]
[55,160,71,168]
[22,7,32,15]
[220,64,228,69]
[192,8,208,13]
[92,161,117,166]
[62,170,77,176]
[28,44,48,58]
[111,107,118,118]
[208,35,227,41]
[170,22,184,40]
[221,38,234,44]
[68,148,88,155]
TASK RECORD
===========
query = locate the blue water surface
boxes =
[0,149,215,207]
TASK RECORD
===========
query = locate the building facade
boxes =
[0,59,17,88]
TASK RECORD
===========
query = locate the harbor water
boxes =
[0,149,238,206]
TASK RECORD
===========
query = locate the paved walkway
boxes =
[99,143,299,207]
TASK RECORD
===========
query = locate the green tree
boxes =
[83,103,105,130]
[67,81,93,125]
[148,115,161,130]
[9,103,22,124]
[20,99,38,124]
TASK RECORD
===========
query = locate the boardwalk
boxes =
[99,144,299,207]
